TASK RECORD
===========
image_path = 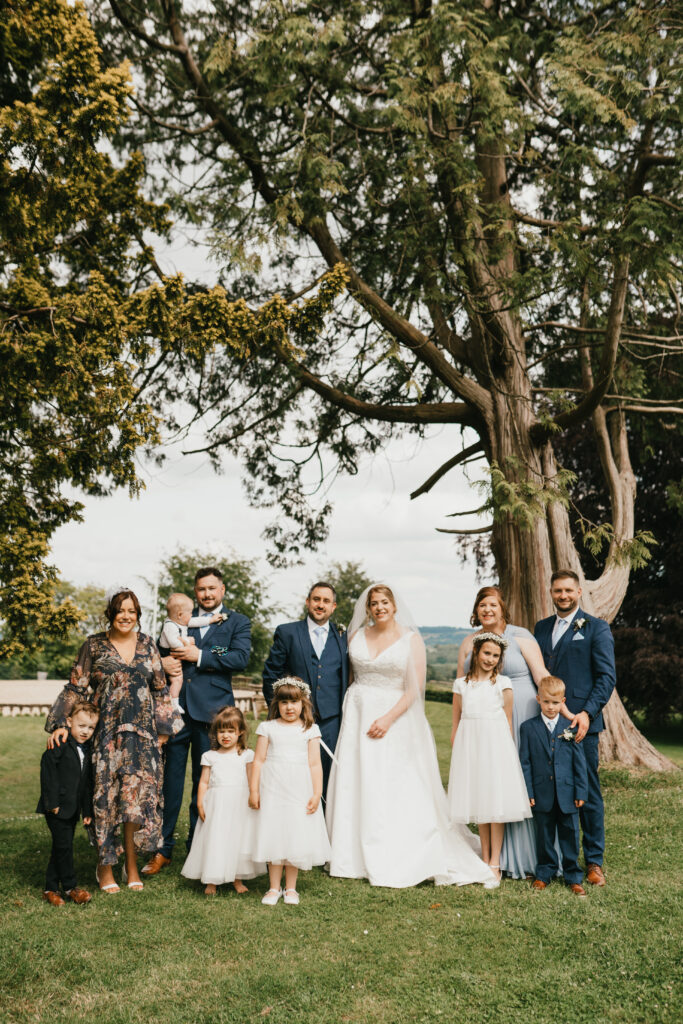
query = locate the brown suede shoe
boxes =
[66,887,92,905]
[569,883,587,897]
[586,864,606,886]
[531,879,547,891]
[141,852,171,876]
[43,890,65,906]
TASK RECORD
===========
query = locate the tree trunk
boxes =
[488,407,677,771]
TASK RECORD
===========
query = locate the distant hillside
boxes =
[419,626,473,683]
[419,626,471,647]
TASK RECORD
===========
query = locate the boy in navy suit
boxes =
[37,701,98,905]
[519,677,589,896]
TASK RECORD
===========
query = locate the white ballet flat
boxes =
[261,888,283,906]
[483,865,501,890]
[283,888,300,906]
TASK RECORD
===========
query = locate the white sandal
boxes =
[96,865,120,894]
[261,888,282,906]
[283,888,300,906]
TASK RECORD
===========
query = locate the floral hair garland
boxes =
[105,583,136,603]
[273,676,312,698]
[473,631,509,650]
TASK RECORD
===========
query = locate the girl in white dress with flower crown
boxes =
[448,633,532,884]
[248,678,331,906]
[326,584,495,889]
[181,707,264,894]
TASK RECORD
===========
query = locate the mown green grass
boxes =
[1,712,681,1024]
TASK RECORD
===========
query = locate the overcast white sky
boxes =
[51,233,489,631]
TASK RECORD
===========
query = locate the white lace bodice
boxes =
[349,629,412,692]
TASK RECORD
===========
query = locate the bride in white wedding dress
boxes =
[326,584,495,888]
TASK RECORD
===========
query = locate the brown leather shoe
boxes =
[66,887,92,904]
[43,890,65,906]
[141,852,171,876]
[569,883,587,897]
[531,879,547,891]
[586,863,606,886]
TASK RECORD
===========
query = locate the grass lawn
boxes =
[0,710,681,1024]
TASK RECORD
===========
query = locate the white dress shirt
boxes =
[541,713,559,733]
[551,606,579,648]
[307,616,330,659]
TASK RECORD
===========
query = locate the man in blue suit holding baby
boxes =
[143,566,251,875]
[534,569,616,886]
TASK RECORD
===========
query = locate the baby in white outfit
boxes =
[159,593,224,707]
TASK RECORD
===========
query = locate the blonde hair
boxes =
[365,585,397,620]
[167,592,194,618]
[538,675,566,700]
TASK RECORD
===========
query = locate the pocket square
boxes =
[572,633,584,640]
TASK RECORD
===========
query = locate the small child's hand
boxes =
[51,807,60,815]
[306,796,320,815]
[83,816,92,826]
[248,792,260,810]
[575,799,584,808]
[198,804,206,822]
[210,612,223,623]
[529,798,535,807]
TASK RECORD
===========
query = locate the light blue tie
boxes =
[313,626,326,659]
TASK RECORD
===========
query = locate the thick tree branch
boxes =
[272,341,472,425]
[410,442,484,498]
[436,524,493,534]
[542,256,630,435]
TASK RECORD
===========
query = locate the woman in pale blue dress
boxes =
[457,587,551,878]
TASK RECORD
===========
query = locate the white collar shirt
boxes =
[552,606,579,647]
[541,713,559,733]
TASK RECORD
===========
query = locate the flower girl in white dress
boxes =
[248,678,331,906]
[181,707,264,894]
[448,633,532,885]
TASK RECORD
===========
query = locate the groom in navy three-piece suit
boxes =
[534,570,616,885]
[262,582,349,802]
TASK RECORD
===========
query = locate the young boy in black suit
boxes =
[37,701,98,905]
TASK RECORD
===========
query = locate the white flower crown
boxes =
[272,676,312,699]
[474,631,509,650]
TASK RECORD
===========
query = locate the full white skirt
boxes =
[447,717,533,824]
[181,786,265,884]
[326,684,494,888]
[247,759,332,871]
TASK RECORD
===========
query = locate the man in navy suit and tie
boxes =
[143,566,251,874]
[262,582,349,802]
[534,570,616,886]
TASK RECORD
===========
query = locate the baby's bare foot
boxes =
[232,880,248,894]
[204,883,217,895]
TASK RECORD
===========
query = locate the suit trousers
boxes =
[532,801,582,885]
[579,733,605,865]
[160,713,211,858]
[44,812,79,892]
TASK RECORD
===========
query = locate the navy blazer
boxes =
[534,608,616,733]
[161,605,251,724]
[262,619,349,716]
[519,714,588,816]
[36,736,93,820]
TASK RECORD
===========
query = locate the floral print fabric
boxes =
[46,632,182,865]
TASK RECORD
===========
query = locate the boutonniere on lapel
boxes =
[573,617,586,633]
[337,624,345,637]
[560,727,577,742]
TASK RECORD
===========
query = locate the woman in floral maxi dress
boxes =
[46,589,182,891]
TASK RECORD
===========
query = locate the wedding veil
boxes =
[348,583,427,703]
